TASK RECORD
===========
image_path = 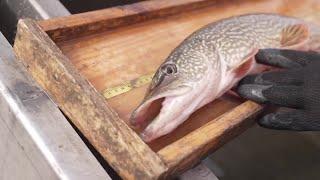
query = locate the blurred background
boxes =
[1,0,320,179]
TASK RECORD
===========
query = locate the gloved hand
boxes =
[237,49,320,131]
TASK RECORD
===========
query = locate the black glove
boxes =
[237,49,320,131]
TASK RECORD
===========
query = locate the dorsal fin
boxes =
[281,24,309,47]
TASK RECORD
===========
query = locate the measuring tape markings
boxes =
[102,73,155,99]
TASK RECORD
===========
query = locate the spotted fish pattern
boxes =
[131,13,320,142]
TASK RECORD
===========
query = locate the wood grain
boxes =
[58,0,285,91]
[39,0,320,43]
[158,101,263,175]
[13,19,167,180]
[108,85,242,151]
[14,0,320,179]
[56,0,320,151]
[39,0,220,42]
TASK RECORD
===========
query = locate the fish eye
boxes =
[161,63,177,75]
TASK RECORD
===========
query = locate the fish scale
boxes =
[128,13,320,142]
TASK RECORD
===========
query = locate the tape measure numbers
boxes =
[102,73,154,99]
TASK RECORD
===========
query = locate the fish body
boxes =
[131,13,320,142]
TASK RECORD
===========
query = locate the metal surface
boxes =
[0,33,110,180]
[0,0,70,43]
[0,0,218,179]
[179,163,219,180]
[60,0,144,14]
[3,0,69,20]
[0,0,218,178]
[209,125,320,180]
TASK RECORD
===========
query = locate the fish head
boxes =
[131,43,217,142]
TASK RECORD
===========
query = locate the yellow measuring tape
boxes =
[102,73,155,99]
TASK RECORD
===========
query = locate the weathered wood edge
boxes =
[158,101,263,175]
[13,19,168,180]
[38,0,219,42]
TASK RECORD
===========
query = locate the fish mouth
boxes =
[130,96,164,129]
[139,96,192,142]
[130,85,192,142]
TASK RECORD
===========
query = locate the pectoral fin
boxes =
[232,48,258,78]
[281,24,309,47]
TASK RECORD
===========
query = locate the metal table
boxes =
[0,0,218,179]
[0,33,110,179]
[5,1,319,180]
[0,0,69,44]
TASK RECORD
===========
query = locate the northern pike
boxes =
[130,13,320,142]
